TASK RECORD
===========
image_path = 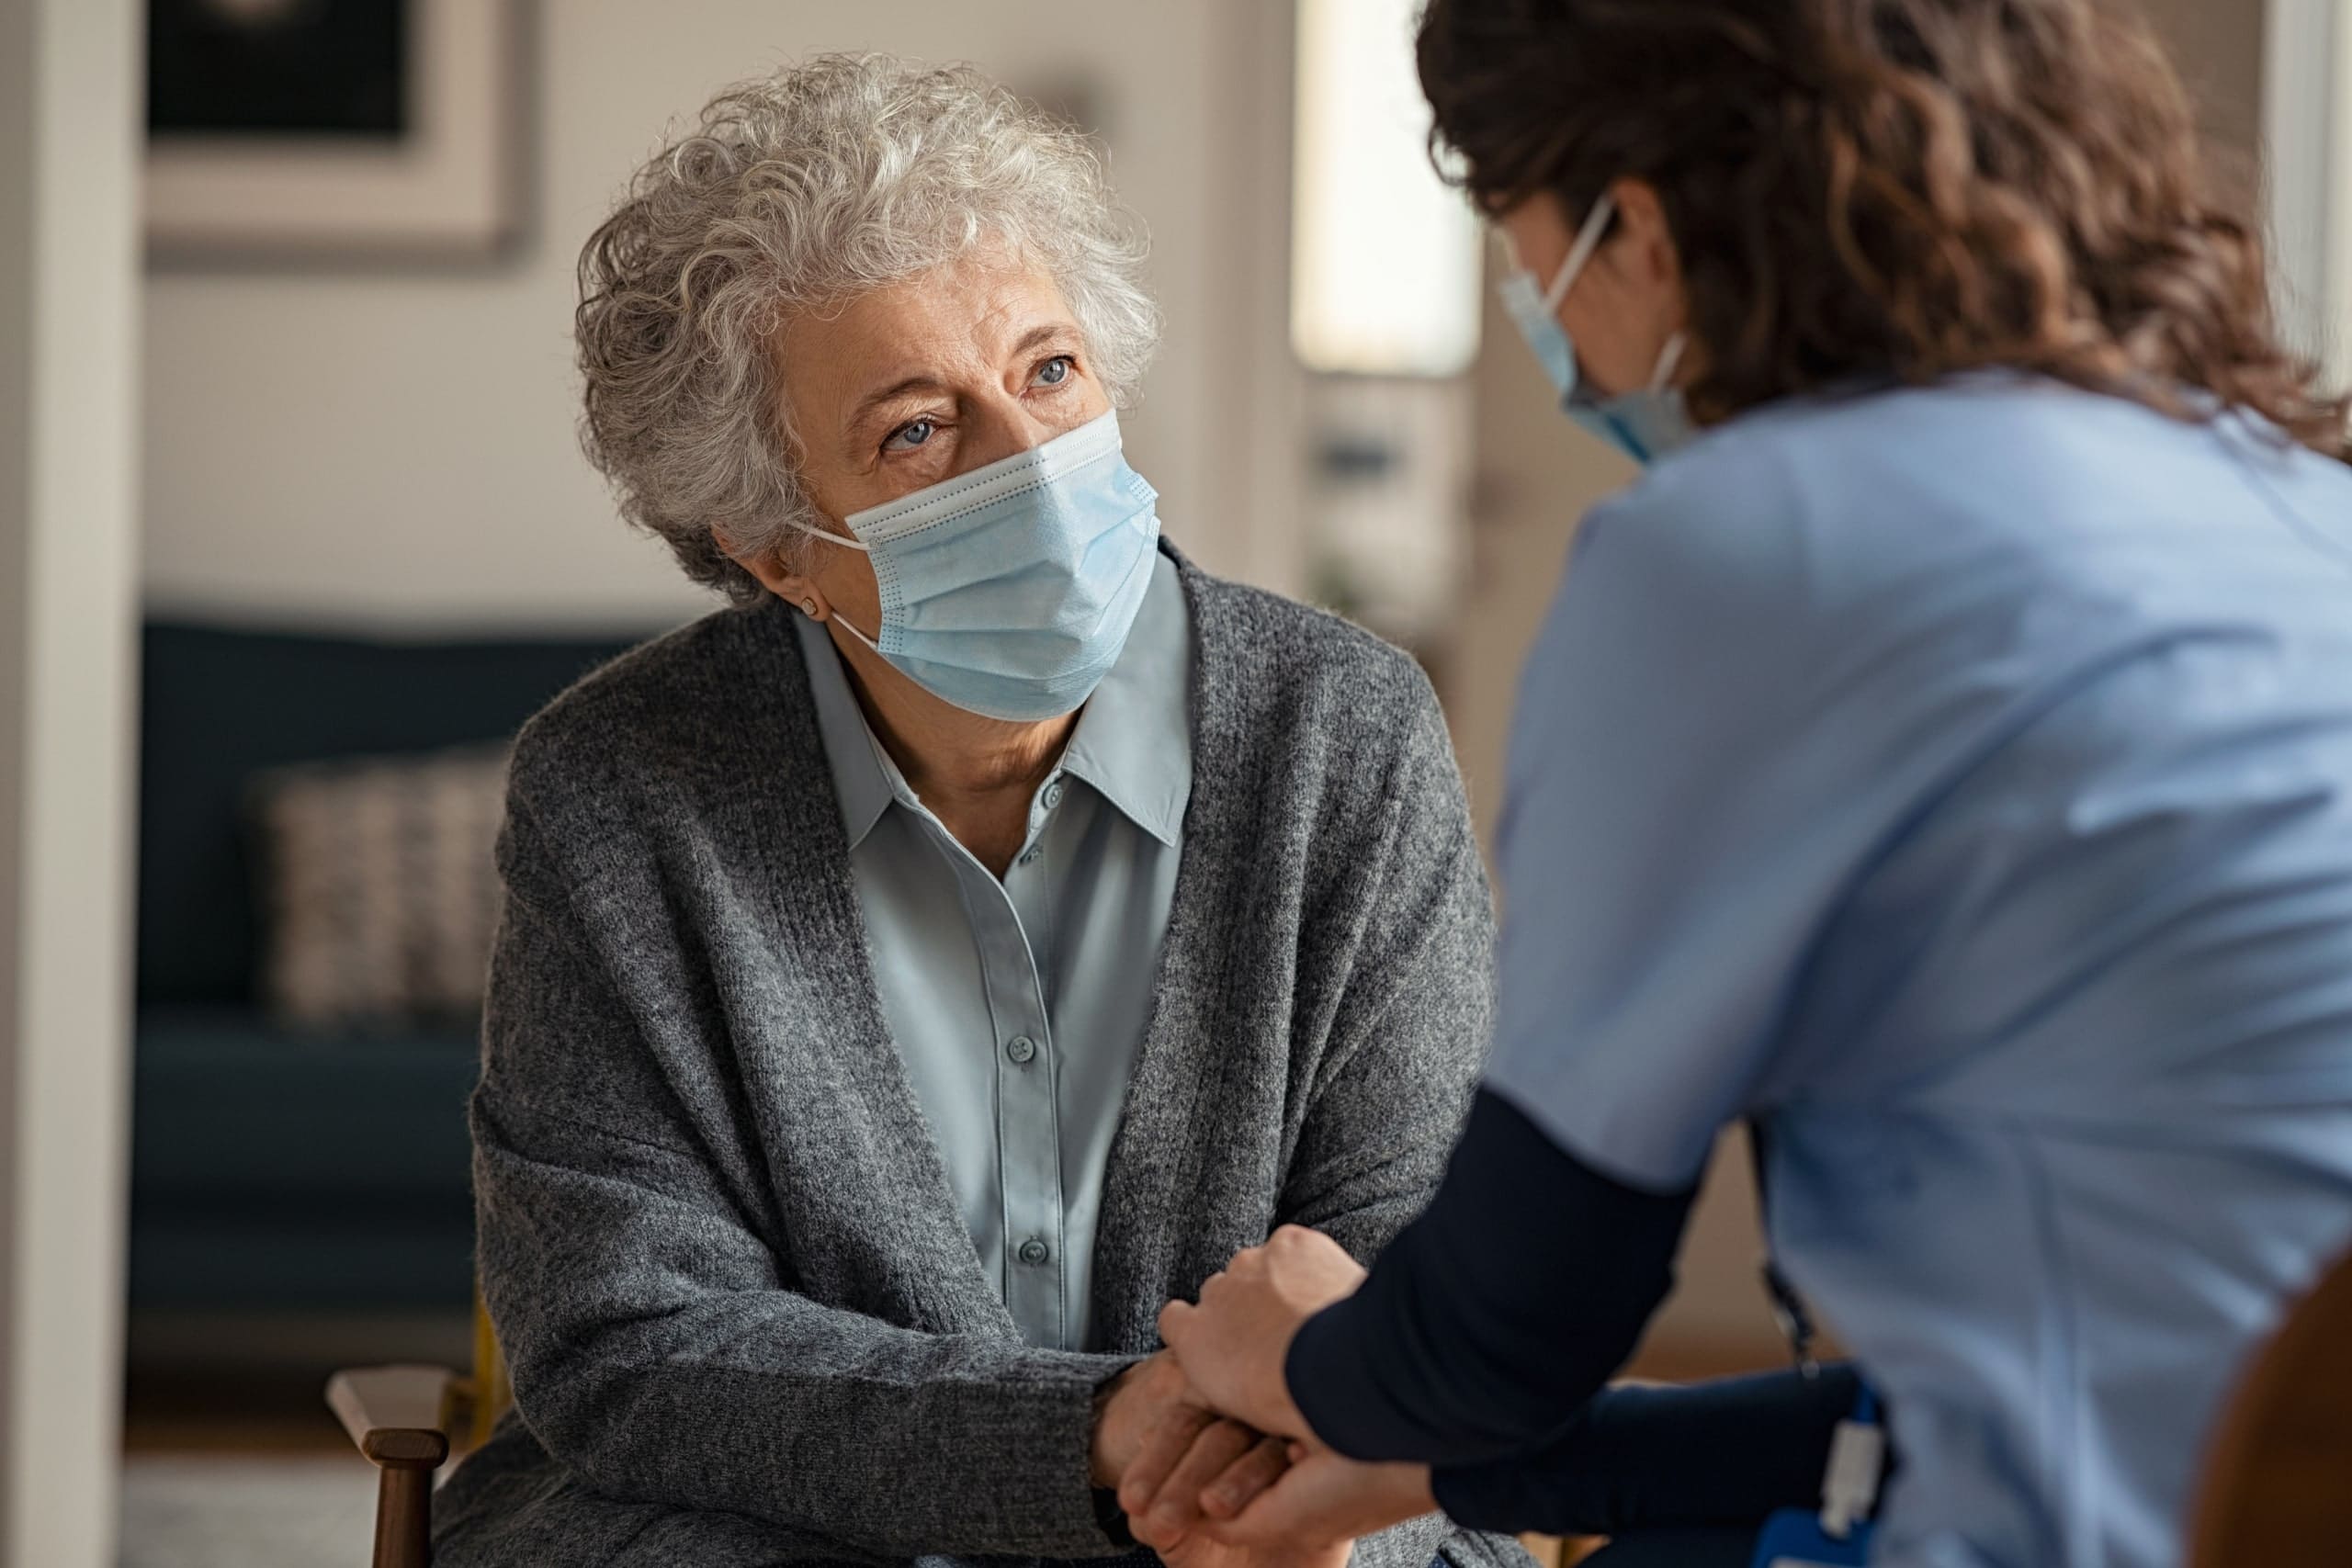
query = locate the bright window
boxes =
[1290,0,1483,378]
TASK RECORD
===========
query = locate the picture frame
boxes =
[145,0,526,265]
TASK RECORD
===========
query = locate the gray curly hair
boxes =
[576,53,1162,603]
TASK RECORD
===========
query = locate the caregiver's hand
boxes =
[1158,1225,1369,1440]
[1157,1505,1353,1568]
[1196,1441,1437,1551]
[1125,1409,1437,1554]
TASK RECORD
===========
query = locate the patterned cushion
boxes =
[249,746,509,1032]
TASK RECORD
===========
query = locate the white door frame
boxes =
[2265,0,2352,384]
[0,1,141,1562]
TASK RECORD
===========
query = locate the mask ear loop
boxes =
[826,612,886,655]
[782,515,872,553]
[1650,331,1690,392]
[1540,190,1621,314]
[1563,192,1685,395]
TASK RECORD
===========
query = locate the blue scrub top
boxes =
[1483,377,2352,1568]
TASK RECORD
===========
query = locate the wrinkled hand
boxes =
[1096,1349,1343,1567]
[1092,1350,1216,1490]
[1121,1413,1291,1551]
[1157,1517,1353,1568]
[1121,1410,1368,1568]
[1158,1226,1369,1440]
[1125,1416,1435,1559]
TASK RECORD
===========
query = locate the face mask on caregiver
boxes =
[1497,190,1695,466]
[786,408,1162,724]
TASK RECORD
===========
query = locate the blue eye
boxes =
[884,417,936,453]
[1033,355,1074,389]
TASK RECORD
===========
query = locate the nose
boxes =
[955,389,1062,472]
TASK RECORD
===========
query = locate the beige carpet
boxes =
[119,1453,380,1568]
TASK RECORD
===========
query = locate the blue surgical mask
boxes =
[1498,191,1695,465]
[788,409,1160,723]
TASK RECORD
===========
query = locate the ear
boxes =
[1606,177,1684,294]
[715,527,824,616]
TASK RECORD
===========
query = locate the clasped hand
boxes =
[1096,1226,1436,1562]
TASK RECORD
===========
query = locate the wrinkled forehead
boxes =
[769,254,1081,426]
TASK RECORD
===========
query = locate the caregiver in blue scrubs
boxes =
[1128,1,2352,1565]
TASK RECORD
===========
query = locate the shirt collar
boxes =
[1058,550,1193,847]
[794,609,900,850]
[792,548,1193,851]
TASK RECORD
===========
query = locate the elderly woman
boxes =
[429,53,1525,1568]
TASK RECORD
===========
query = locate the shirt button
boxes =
[1018,846,1042,866]
[1043,778,1066,810]
[1006,1035,1037,1065]
[1018,1238,1051,1267]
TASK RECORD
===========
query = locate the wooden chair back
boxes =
[2189,1246,2352,1567]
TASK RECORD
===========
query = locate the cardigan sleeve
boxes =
[1262,668,1520,1568]
[1274,668,1496,1257]
[470,787,1136,1562]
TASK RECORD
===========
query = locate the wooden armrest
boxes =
[326,1365,460,1469]
[331,1365,464,1568]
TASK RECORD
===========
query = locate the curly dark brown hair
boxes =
[1417,0,2349,460]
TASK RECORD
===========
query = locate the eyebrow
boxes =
[1004,321,1071,360]
[850,375,945,427]
[845,323,1079,427]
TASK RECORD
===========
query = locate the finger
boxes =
[1199,1434,1291,1520]
[1157,1298,1193,1351]
[1115,1403,1215,1523]
[1200,1463,1316,1551]
[1140,1420,1260,1546]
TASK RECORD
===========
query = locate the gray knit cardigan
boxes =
[432,549,1531,1568]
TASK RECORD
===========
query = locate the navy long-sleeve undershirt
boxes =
[1429,1365,1863,1535]
[1285,1088,1698,1467]
[1278,1088,1858,1534]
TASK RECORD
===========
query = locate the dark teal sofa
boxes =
[130,621,640,1311]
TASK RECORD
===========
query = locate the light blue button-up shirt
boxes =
[794,552,1192,1351]
[1485,378,2352,1567]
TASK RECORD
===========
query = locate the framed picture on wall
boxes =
[145,0,526,264]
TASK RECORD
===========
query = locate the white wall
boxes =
[141,0,1297,633]
[0,0,141,1561]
